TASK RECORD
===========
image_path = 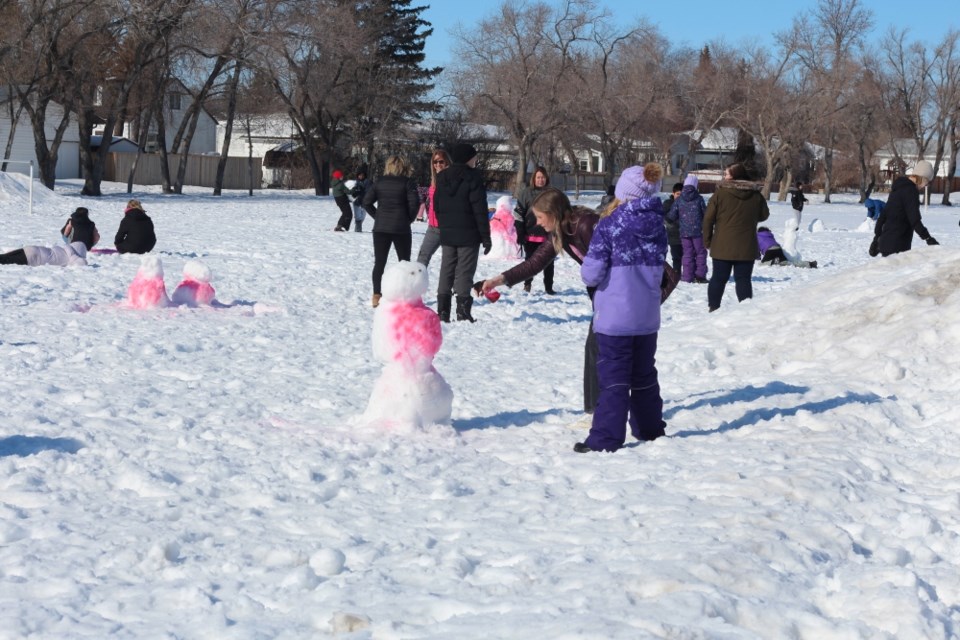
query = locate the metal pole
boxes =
[29,160,34,216]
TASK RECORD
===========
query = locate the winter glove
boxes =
[926,236,939,246]
[868,237,879,257]
[482,239,492,255]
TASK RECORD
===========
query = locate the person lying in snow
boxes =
[757,227,817,268]
[0,242,88,266]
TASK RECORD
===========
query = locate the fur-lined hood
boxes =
[717,179,763,200]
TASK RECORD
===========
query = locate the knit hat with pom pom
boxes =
[615,163,663,201]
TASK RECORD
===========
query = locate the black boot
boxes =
[437,294,452,323]
[456,296,476,322]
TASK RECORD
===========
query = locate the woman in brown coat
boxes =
[702,163,770,311]
[478,188,601,412]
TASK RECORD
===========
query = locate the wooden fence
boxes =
[104,152,263,190]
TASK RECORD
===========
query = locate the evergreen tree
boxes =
[349,0,441,164]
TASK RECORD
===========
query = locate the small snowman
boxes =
[126,255,170,309]
[486,195,520,259]
[362,261,453,430]
[781,216,802,265]
[171,260,216,306]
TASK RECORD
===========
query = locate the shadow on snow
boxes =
[0,435,85,457]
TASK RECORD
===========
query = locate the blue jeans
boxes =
[708,259,754,310]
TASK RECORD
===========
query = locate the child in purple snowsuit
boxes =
[577,163,668,453]
[666,174,708,283]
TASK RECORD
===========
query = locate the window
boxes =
[169,93,182,110]
[579,159,589,172]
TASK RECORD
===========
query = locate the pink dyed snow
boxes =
[127,276,169,309]
[172,278,216,306]
[388,300,442,368]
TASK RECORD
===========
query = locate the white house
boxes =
[668,128,741,176]
[872,139,959,183]
[97,80,218,155]
[0,88,81,180]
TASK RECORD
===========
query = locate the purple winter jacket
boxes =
[756,228,780,258]
[666,185,706,238]
[581,196,667,336]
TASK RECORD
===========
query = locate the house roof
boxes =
[90,135,139,152]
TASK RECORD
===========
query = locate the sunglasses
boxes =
[433,160,448,166]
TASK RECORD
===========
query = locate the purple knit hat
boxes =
[615,164,662,201]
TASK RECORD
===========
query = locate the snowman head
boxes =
[381,261,428,302]
[496,195,512,211]
[136,254,164,279]
[182,260,212,283]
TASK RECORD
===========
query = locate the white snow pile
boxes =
[1,176,959,638]
[0,170,64,210]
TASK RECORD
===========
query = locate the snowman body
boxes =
[363,261,453,429]
[171,260,217,306]
[486,195,520,259]
[127,255,170,309]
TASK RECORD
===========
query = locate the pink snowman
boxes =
[486,195,520,259]
[126,255,170,309]
[362,261,453,430]
[171,260,217,306]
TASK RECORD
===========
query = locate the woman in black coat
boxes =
[115,199,157,254]
[362,155,419,307]
[873,161,938,257]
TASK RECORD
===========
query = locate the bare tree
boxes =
[0,0,98,189]
[784,0,874,202]
[673,43,745,175]
[450,0,598,194]
[254,1,369,195]
[578,18,669,186]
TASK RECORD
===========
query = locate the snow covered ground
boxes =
[1,173,959,639]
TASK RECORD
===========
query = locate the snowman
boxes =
[361,261,453,430]
[171,260,217,306]
[781,215,802,265]
[126,255,170,309]
[486,195,520,259]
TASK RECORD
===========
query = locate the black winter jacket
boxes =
[362,175,419,234]
[515,185,548,241]
[874,176,932,257]
[61,210,99,250]
[433,163,490,247]
[115,208,157,254]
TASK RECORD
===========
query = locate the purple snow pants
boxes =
[681,236,708,282]
[585,332,665,452]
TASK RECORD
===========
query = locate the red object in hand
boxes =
[485,290,500,302]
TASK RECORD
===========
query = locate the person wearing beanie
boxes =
[702,163,769,311]
[115,199,157,254]
[666,174,708,283]
[433,142,490,323]
[661,182,683,273]
[872,161,938,257]
[60,206,100,250]
[575,162,668,453]
[513,166,555,293]
[331,169,354,232]
[449,143,477,165]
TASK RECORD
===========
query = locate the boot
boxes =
[371,293,381,308]
[456,295,476,322]
[437,293,452,323]
[354,221,363,232]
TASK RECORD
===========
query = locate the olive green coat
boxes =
[702,180,770,261]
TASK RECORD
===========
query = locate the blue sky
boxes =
[421,0,957,70]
